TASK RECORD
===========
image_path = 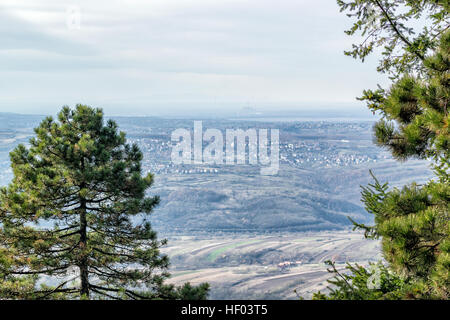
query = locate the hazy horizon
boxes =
[0,0,389,116]
[0,104,377,121]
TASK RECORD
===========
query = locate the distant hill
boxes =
[0,112,433,233]
[0,112,44,129]
[149,160,431,233]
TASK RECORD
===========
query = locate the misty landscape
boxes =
[0,111,433,299]
[0,0,448,308]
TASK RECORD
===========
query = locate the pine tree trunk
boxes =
[79,194,89,298]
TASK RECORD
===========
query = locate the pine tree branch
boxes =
[89,284,151,300]
[35,278,78,299]
[90,287,122,300]
[58,230,81,239]
[373,0,425,60]
[92,247,136,259]
[7,265,70,275]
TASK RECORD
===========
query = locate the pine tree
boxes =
[0,105,209,300]
[312,260,407,300]
[312,1,449,299]
[366,31,449,163]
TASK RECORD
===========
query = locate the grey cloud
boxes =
[0,0,387,115]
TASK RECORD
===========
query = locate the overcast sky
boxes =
[0,0,388,116]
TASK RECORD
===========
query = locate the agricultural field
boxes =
[162,230,381,299]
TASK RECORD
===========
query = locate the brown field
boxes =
[162,230,381,299]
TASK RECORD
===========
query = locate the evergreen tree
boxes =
[313,0,449,299]
[337,0,449,78]
[0,105,209,300]
[312,260,407,300]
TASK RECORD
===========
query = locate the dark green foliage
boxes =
[0,105,209,300]
[174,283,211,300]
[313,260,408,300]
[358,170,449,298]
[316,168,449,299]
[313,0,449,300]
[340,0,449,162]
[368,33,450,161]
